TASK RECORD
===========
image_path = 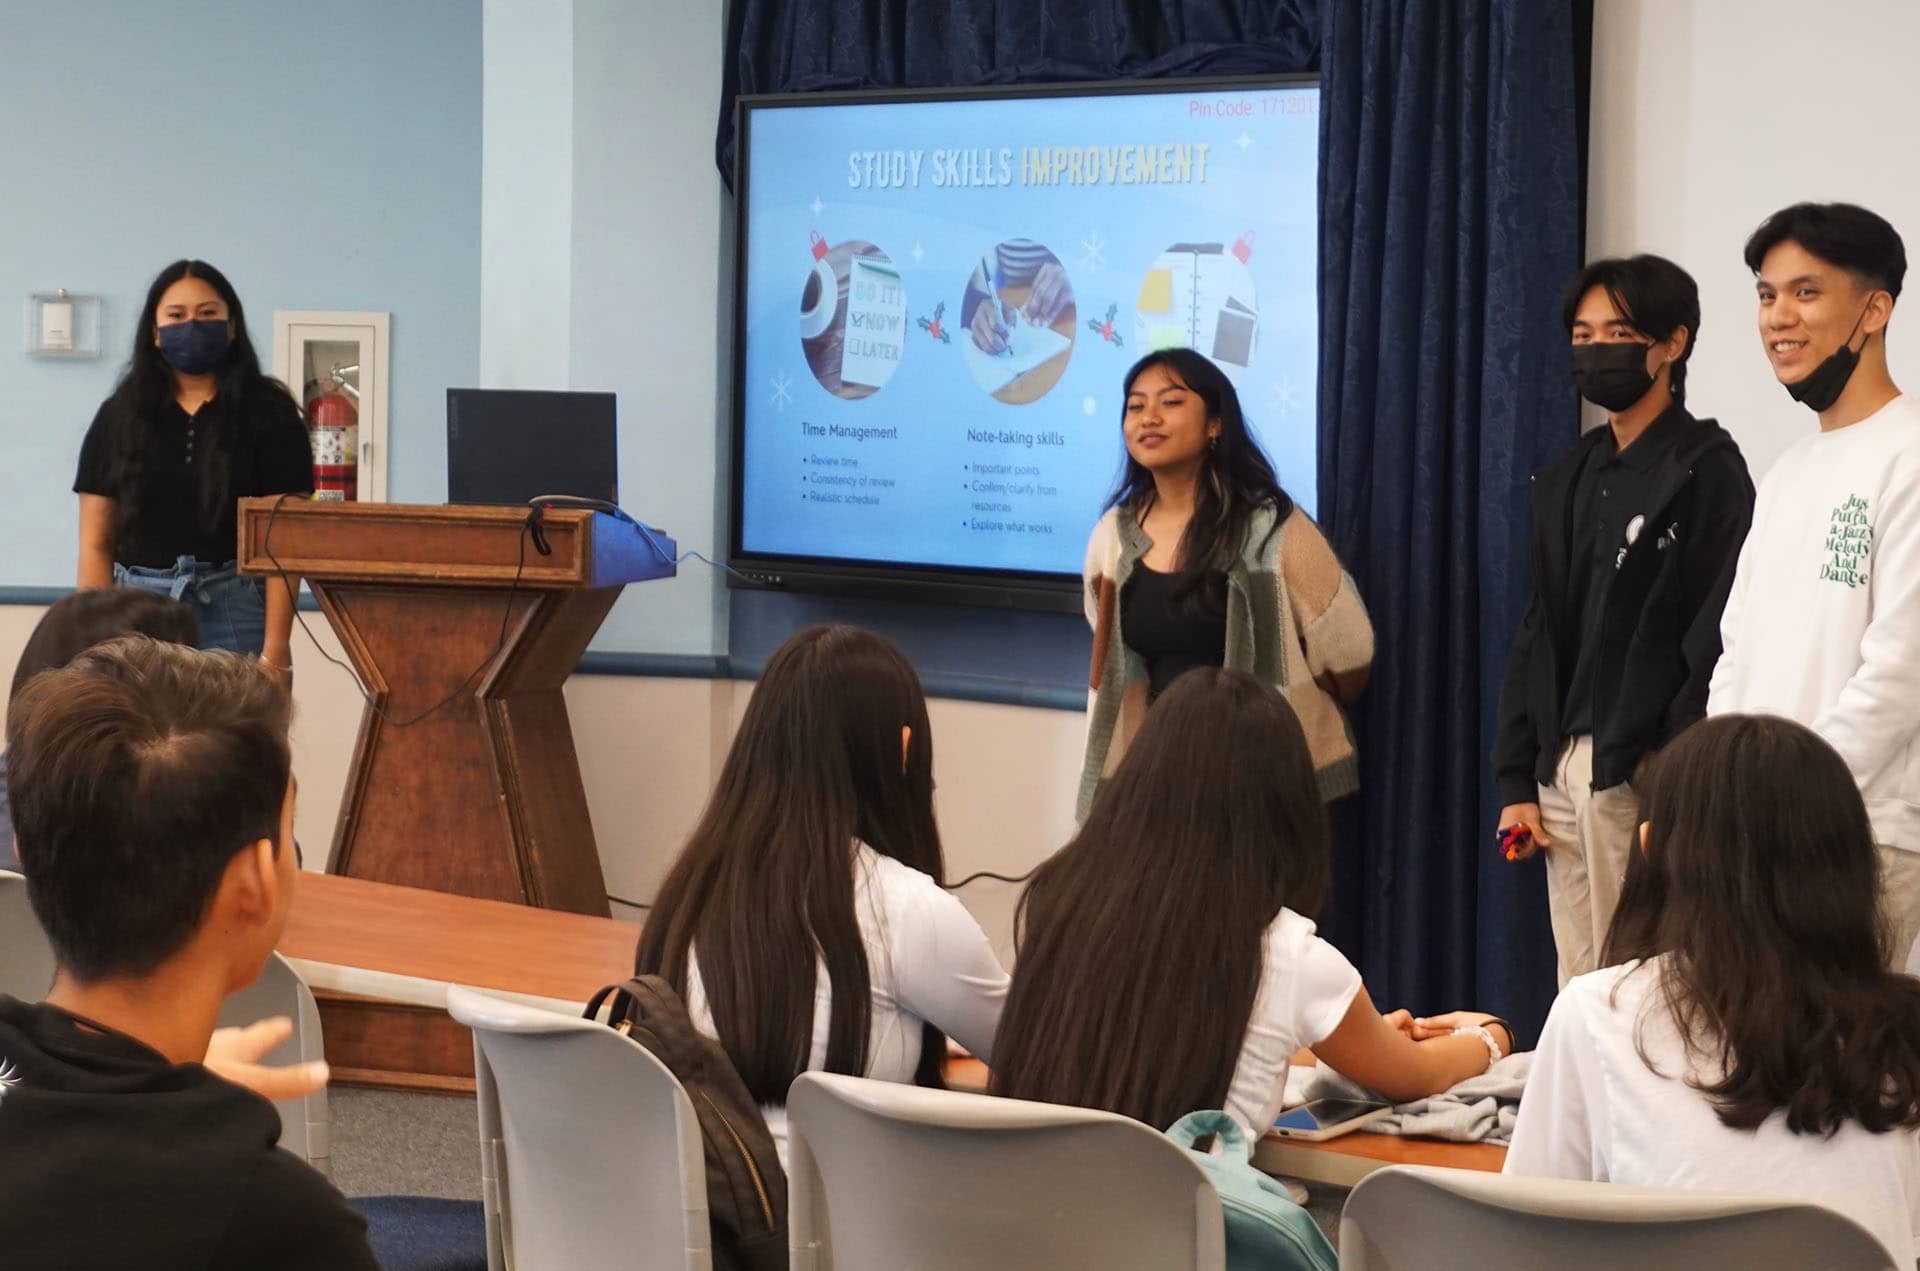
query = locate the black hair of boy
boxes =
[9,589,198,703]
[1744,202,1908,300]
[8,638,289,979]
[1561,255,1704,400]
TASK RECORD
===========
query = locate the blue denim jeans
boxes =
[113,556,266,657]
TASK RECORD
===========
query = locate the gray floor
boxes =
[330,1086,1350,1245]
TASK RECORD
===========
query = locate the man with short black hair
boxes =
[0,639,376,1269]
[1710,201,1920,965]
[1495,254,1754,986]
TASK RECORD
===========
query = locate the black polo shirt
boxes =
[1561,405,1692,734]
[73,387,314,568]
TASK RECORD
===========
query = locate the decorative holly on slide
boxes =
[1088,303,1124,348]
[917,301,952,343]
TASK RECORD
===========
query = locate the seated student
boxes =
[633,624,1009,1164]
[991,668,1513,1138]
[1503,715,1920,1265]
[0,639,376,1269]
[1,588,198,872]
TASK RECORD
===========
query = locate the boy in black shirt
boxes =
[0,639,375,1269]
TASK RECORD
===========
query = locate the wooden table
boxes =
[280,871,640,1090]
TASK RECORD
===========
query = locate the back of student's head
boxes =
[1743,202,1907,302]
[991,668,1328,1129]
[634,624,942,1103]
[1604,714,1920,1135]
[8,588,198,705]
[7,638,291,982]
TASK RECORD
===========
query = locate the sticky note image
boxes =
[1136,268,1174,314]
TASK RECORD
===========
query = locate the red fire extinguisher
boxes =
[307,390,359,501]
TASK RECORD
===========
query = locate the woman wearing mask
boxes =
[634,624,1008,1165]
[995,668,1512,1139]
[74,261,312,674]
[1079,349,1372,820]
[1503,714,1920,1266]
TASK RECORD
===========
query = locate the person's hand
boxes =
[1380,1008,1418,1039]
[1497,802,1548,860]
[970,298,1011,354]
[1404,1012,1514,1055]
[204,1017,329,1101]
[1023,261,1072,328]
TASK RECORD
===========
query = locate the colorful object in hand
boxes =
[1496,822,1533,863]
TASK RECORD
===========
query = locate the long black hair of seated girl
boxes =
[633,625,948,1104]
[1603,714,1920,1135]
[102,260,285,557]
[990,668,1329,1130]
[1105,348,1293,605]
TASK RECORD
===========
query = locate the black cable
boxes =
[261,492,536,729]
[606,893,652,910]
[945,867,1037,889]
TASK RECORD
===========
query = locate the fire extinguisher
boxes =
[307,389,359,501]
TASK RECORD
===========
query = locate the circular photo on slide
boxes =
[1132,243,1259,371]
[959,239,1077,405]
[799,239,907,400]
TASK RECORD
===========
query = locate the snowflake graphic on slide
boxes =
[1270,374,1301,420]
[0,1059,21,1107]
[1079,231,1107,272]
[769,372,794,411]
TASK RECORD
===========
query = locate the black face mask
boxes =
[1785,303,1873,413]
[1570,342,1656,413]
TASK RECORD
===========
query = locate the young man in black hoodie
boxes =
[1493,255,1755,986]
[0,638,376,1269]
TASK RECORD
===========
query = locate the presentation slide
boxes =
[736,80,1320,579]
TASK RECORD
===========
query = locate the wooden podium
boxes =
[237,499,670,916]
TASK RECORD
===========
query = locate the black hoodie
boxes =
[1493,407,1755,802]
[0,996,375,1270]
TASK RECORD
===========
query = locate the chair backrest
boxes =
[0,871,56,1003]
[1339,1164,1900,1271]
[447,984,710,1271]
[785,1071,1225,1271]
[217,950,331,1177]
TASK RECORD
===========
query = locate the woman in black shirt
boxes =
[74,261,312,673]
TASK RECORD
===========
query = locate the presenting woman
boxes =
[1079,348,1373,818]
[74,261,312,675]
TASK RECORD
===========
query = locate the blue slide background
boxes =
[739,82,1320,577]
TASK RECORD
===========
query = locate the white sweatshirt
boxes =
[1708,393,1920,851]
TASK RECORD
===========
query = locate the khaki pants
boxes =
[1537,736,1641,988]
[1879,845,1920,972]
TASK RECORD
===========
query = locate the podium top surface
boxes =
[236,498,674,590]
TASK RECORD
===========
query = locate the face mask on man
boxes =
[1569,342,1657,413]
[1784,302,1874,413]
[156,318,231,375]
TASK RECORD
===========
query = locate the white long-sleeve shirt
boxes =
[1708,393,1920,851]
[687,843,1009,1166]
[1507,960,1920,1266]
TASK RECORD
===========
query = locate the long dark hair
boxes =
[1603,715,1920,1135]
[990,668,1329,1129]
[633,625,947,1104]
[1106,349,1292,604]
[101,260,288,554]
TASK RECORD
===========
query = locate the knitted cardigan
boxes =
[1078,501,1375,818]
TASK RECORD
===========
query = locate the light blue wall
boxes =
[0,0,482,586]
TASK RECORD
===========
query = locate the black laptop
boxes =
[446,388,618,506]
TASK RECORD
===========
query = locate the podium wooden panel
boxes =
[238,499,630,915]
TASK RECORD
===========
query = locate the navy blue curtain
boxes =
[1317,0,1580,1037]
[716,1,1321,181]
[716,0,1582,1037]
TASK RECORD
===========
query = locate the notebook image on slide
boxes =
[966,314,1074,394]
[841,255,908,389]
[1134,243,1260,368]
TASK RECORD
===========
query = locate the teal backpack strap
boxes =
[1165,1110,1337,1271]
[1165,1110,1251,1161]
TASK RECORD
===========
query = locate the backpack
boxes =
[1165,1111,1337,1271]
[585,976,789,1271]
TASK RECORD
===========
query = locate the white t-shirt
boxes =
[1221,907,1364,1138]
[1708,393,1920,851]
[685,843,1009,1165]
[1507,959,1920,1265]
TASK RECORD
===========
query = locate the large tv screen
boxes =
[731,76,1321,609]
